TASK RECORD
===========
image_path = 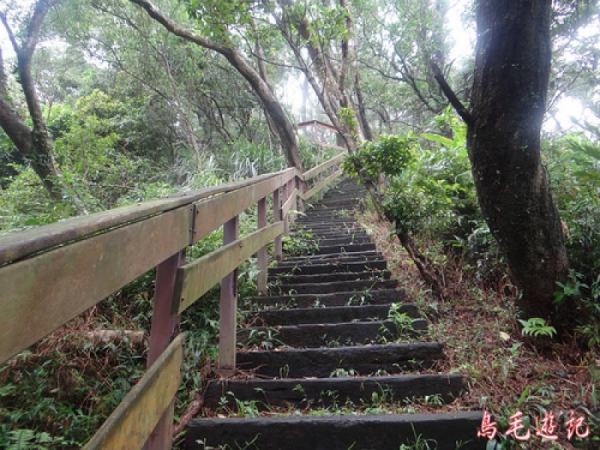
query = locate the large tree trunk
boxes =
[468,0,569,319]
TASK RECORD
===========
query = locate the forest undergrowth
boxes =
[358,206,599,450]
[2,115,600,449]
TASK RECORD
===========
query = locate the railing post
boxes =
[286,178,295,226]
[273,188,282,261]
[297,176,305,214]
[318,172,324,201]
[219,216,239,376]
[282,180,290,237]
[143,250,184,450]
[257,197,268,295]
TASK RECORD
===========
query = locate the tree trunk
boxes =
[276,0,363,151]
[129,0,304,171]
[221,47,303,170]
[468,0,569,319]
[0,2,64,201]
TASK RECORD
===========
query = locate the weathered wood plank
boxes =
[192,170,296,243]
[302,153,344,180]
[219,216,240,376]
[236,342,444,378]
[273,188,282,260]
[256,198,268,294]
[173,222,284,314]
[83,333,184,450]
[0,206,193,365]
[281,188,298,220]
[302,169,343,200]
[0,171,292,266]
[185,412,485,450]
[203,374,464,410]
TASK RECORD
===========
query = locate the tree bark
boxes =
[468,0,569,319]
[128,0,303,171]
[0,1,63,201]
[276,0,363,151]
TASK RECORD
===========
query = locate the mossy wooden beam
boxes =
[83,333,184,450]
[302,169,343,200]
[281,188,298,219]
[302,153,345,180]
[0,171,291,266]
[0,206,193,365]
[173,222,284,314]
[192,170,296,243]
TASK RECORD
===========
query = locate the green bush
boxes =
[345,112,495,277]
[546,128,600,280]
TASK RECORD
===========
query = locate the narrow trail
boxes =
[185,178,484,450]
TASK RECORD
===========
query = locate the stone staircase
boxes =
[185,178,485,450]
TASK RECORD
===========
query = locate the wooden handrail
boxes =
[82,334,185,450]
[0,151,346,449]
[302,153,345,180]
[0,171,291,266]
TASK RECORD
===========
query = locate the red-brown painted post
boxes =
[297,177,305,214]
[318,172,324,201]
[257,197,268,295]
[218,216,239,376]
[143,249,184,450]
[286,178,295,225]
[273,188,282,261]
[282,180,290,237]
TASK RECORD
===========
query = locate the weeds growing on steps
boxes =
[356,206,600,449]
[0,137,344,448]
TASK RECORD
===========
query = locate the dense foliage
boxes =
[1,0,600,447]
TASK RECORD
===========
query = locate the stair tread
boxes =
[202,373,464,409]
[238,319,428,348]
[268,260,388,276]
[269,270,391,284]
[271,278,397,295]
[248,288,406,308]
[246,304,419,325]
[184,412,485,450]
[236,342,445,378]
[187,177,479,450]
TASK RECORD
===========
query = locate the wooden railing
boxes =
[0,152,346,450]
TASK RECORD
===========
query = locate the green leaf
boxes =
[421,133,454,147]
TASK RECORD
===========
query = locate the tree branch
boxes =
[430,61,474,126]
[128,0,227,54]
[23,0,62,57]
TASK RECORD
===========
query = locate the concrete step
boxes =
[310,202,362,209]
[185,412,485,450]
[302,211,357,219]
[249,288,405,308]
[238,319,428,348]
[313,236,372,245]
[202,374,464,410]
[246,304,418,326]
[236,342,445,378]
